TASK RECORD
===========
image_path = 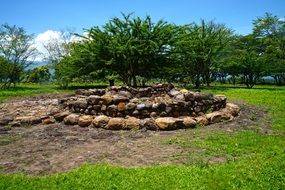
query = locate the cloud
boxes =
[32,30,81,61]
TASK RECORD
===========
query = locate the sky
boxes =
[1,0,284,60]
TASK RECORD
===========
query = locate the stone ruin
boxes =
[0,84,240,130]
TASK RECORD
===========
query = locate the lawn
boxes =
[0,84,284,190]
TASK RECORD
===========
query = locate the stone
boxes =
[0,116,14,126]
[175,94,185,101]
[73,99,88,109]
[54,111,70,122]
[107,105,117,112]
[140,118,158,130]
[92,115,109,128]
[64,114,79,125]
[42,118,55,125]
[124,117,141,130]
[182,117,197,128]
[137,103,146,111]
[132,110,140,116]
[184,92,196,101]
[78,115,93,127]
[150,112,157,117]
[125,103,136,111]
[206,111,231,124]
[106,118,125,130]
[14,116,42,125]
[87,95,101,105]
[155,117,183,130]
[159,111,167,117]
[92,105,101,111]
[225,103,240,117]
[101,95,113,105]
[117,102,126,111]
[113,96,129,104]
[180,89,188,94]
[118,90,132,98]
[169,89,180,97]
[101,105,107,111]
[195,116,209,126]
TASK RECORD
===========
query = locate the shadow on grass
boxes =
[65,84,108,90]
[184,85,285,92]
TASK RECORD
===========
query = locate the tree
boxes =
[173,20,232,88]
[24,66,51,83]
[227,35,265,88]
[84,13,175,87]
[0,23,37,88]
[253,13,285,85]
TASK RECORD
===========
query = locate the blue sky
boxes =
[1,0,284,35]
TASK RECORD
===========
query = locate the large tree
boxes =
[173,20,232,88]
[0,23,37,88]
[253,13,285,85]
[85,14,175,87]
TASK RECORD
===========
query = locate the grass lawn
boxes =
[0,84,284,190]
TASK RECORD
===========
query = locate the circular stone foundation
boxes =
[0,84,240,130]
[57,84,240,130]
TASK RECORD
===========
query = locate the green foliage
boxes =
[253,13,285,85]
[173,20,232,88]
[226,35,266,88]
[0,23,36,88]
[23,66,51,83]
[0,57,22,89]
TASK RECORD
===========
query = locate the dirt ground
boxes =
[0,94,271,175]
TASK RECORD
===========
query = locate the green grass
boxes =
[0,84,285,189]
[0,83,65,102]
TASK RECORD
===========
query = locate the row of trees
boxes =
[1,13,284,89]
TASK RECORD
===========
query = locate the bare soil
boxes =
[0,94,271,175]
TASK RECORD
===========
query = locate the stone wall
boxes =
[59,84,227,119]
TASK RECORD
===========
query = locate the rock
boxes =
[182,117,197,128]
[124,117,140,130]
[195,116,209,126]
[159,111,167,117]
[101,105,107,111]
[132,110,140,116]
[118,90,132,98]
[73,99,88,109]
[92,105,101,111]
[113,96,129,104]
[150,112,157,117]
[180,89,188,94]
[184,92,196,101]
[136,103,146,111]
[14,116,42,125]
[54,111,70,122]
[206,111,231,124]
[125,103,136,111]
[0,116,14,126]
[140,118,158,130]
[106,118,125,130]
[92,115,109,128]
[107,105,117,112]
[42,118,55,125]
[87,95,101,105]
[78,115,93,127]
[169,89,180,96]
[225,103,240,116]
[155,117,184,130]
[175,94,185,101]
[64,114,79,125]
[101,95,113,105]
[117,102,126,111]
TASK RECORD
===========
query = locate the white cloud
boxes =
[32,30,81,61]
